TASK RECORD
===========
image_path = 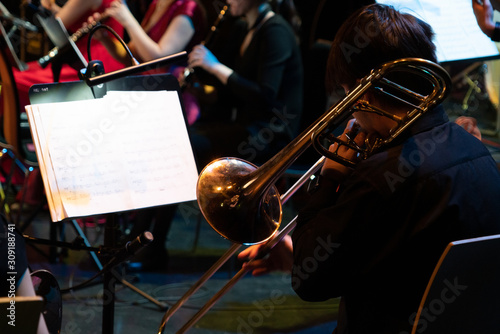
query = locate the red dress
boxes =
[138,0,205,60]
[11,0,125,111]
[135,0,206,125]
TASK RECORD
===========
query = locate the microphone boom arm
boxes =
[84,51,188,86]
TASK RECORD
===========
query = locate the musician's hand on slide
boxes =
[237,235,294,276]
[321,119,367,178]
[472,0,495,38]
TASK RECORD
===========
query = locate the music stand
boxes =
[412,234,500,334]
[0,16,27,71]
[35,14,87,82]
[27,71,195,334]
[376,0,500,64]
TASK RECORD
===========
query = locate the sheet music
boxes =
[377,0,500,63]
[26,90,199,222]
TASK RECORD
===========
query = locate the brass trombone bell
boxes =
[197,158,281,245]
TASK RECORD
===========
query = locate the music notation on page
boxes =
[26,90,199,222]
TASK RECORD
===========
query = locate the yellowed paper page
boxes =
[26,90,198,221]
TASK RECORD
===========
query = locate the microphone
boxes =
[104,231,154,269]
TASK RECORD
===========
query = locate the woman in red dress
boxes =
[91,0,207,124]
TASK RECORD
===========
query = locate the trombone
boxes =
[157,58,452,333]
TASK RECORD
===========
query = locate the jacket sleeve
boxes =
[226,23,294,110]
[291,176,384,301]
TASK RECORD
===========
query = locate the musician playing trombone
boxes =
[239,4,500,333]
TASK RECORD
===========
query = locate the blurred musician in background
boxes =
[472,0,500,41]
[88,0,206,125]
[239,4,500,333]
[186,0,304,167]
[86,0,207,271]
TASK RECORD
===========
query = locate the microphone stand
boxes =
[23,220,169,309]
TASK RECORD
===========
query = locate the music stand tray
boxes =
[26,73,197,334]
[36,15,88,80]
[0,19,27,71]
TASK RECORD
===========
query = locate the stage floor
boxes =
[25,198,339,334]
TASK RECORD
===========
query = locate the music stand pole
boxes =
[85,54,187,333]
[103,214,116,334]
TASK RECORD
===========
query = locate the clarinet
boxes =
[181,5,228,88]
[38,14,109,68]
[203,5,229,47]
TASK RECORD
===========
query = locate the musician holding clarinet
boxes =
[186,0,304,167]
[239,4,500,333]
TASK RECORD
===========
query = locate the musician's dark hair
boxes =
[326,4,436,93]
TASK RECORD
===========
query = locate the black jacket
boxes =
[292,107,500,333]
